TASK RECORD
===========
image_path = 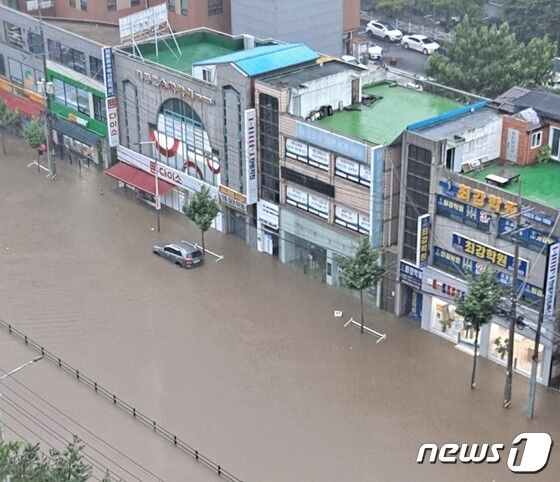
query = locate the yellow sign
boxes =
[445,180,518,215]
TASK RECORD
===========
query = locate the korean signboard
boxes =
[399,261,423,290]
[102,47,119,147]
[286,186,329,219]
[439,178,518,215]
[498,218,558,251]
[451,233,529,277]
[334,205,370,235]
[544,242,560,319]
[433,246,543,301]
[285,138,329,171]
[244,109,257,205]
[219,184,246,213]
[416,214,431,268]
[436,194,492,231]
[257,200,279,230]
[335,157,370,187]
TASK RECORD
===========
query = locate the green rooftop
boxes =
[129,31,244,75]
[316,82,461,144]
[465,162,560,210]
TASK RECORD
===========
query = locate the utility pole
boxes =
[37,2,55,179]
[503,186,522,409]
[527,242,559,418]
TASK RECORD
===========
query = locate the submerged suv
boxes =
[152,241,204,268]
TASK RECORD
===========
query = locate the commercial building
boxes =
[0,5,120,167]
[254,67,461,290]
[395,99,560,387]
[111,28,319,240]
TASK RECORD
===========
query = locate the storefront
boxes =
[51,116,105,167]
[257,199,279,256]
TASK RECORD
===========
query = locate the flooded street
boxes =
[1,137,560,481]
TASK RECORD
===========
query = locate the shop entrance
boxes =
[430,296,476,353]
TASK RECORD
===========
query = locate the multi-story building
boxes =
[395,99,560,387]
[0,5,120,167]
[110,28,319,241]
[254,68,462,292]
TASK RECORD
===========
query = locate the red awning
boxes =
[106,162,174,196]
[0,89,43,118]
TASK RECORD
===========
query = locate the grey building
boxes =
[231,0,343,56]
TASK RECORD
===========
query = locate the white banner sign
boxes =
[119,4,167,42]
[335,205,358,227]
[308,146,329,170]
[244,109,257,205]
[257,200,279,230]
[286,185,308,207]
[286,138,308,160]
[308,194,329,219]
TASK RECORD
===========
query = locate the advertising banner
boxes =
[416,214,431,268]
[244,109,257,205]
[400,261,423,290]
[102,47,119,147]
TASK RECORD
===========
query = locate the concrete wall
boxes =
[231,0,343,55]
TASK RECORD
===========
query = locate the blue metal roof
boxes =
[193,43,319,76]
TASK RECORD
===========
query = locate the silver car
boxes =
[152,241,204,268]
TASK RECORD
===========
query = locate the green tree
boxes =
[427,18,557,97]
[505,0,560,43]
[0,99,20,155]
[23,119,46,167]
[375,0,409,17]
[182,186,219,254]
[0,437,102,481]
[336,236,385,334]
[455,269,505,389]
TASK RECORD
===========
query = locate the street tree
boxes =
[427,18,558,98]
[374,0,409,17]
[0,99,19,155]
[336,236,385,334]
[0,436,103,481]
[182,186,219,254]
[504,0,560,43]
[454,268,505,389]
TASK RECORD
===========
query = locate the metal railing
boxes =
[0,318,244,482]
[394,19,455,43]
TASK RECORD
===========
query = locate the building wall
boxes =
[231,0,343,55]
[342,0,360,33]
[500,115,530,165]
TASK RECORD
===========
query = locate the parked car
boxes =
[152,241,204,268]
[368,45,384,60]
[401,35,441,55]
[366,20,403,42]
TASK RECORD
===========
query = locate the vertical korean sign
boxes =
[416,214,431,268]
[102,47,119,147]
[544,242,560,319]
[244,108,257,205]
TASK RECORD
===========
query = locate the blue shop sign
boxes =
[452,233,529,277]
[498,217,558,250]
[400,261,423,290]
[436,194,492,230]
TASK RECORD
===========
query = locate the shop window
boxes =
[531,131,542,149]
[430,298,475,351]
[4,23,24,49]
[489,323,543,378]
[27,32,44,54]
[208,0,222,16]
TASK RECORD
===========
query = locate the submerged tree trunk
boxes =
[360,289,364,334]
[1,129,5,155]
[201,230,206,254]
[471,325,480,390]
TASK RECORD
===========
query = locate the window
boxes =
[4,23,24,49]
[80,0,87,10]
[167,0,176,12]
[107,0,116,11]
[27,32,43,54]
[0,55,5,78]
[531,131,542,149]
[89,56,104,82]
[551,127,560,160]
[208,0,222,15]
[69,0,76,6]
[49,41,87,75]
[52,77,91,116]
[53,78,65,103]
[131,0,140,4]
[64,83,78,109]
[77,88,90,115]
[180,0,188,15]
[8,58,23,85]
[259,94,280,203]
[93,95,106,122]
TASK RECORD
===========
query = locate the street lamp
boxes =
[0,356,43,443]
[135,140,161,233]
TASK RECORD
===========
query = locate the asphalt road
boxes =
[1,136,560,482]
[357,29,430,76]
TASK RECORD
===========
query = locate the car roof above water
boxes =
[175,241,201,254]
